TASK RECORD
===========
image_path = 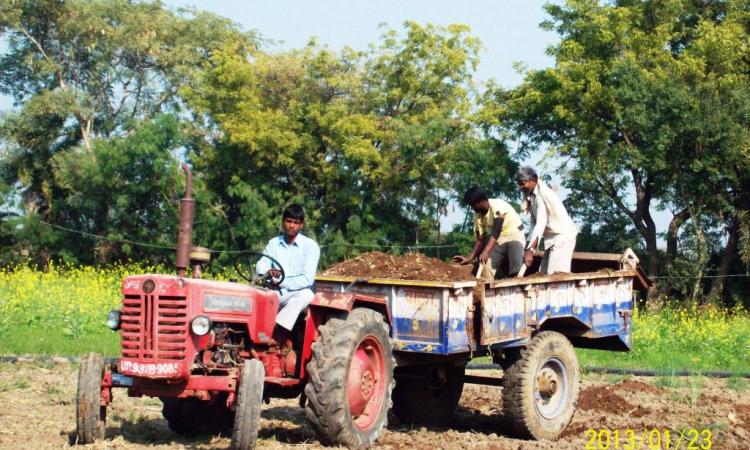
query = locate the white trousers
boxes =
[540,233,577,274]
[275,288,315,331]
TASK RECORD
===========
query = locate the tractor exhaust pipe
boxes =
[176,163,195,277]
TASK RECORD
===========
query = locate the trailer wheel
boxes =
[501,331,580,440]
[231,359,265,450]
[305,308,395,449]
[162,397,233,435]
[392,365,464,426]
[76,352,106,444]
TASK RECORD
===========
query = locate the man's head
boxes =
[463,186,490,215]
[515,166,538,194]
[281,204,305,242]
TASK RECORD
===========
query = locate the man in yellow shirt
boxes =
[452,186,526,279]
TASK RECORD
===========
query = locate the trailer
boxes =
[313,251,649,440]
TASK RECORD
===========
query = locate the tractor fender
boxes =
[309,291,391,324]
[299,292,391,380]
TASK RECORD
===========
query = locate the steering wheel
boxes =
[234,252,286,288]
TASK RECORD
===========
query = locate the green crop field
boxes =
[1,265,748,373]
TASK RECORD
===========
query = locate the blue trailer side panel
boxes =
[314,278,474,355]
[481,273,634,350]
[316,270,636,355]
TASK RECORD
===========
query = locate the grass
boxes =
[0,263,145,357]
[576,304,750,373]
[1,326,119,356]
[1,264,750,375]
[726,376,748,391]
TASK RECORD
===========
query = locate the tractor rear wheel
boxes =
[162,396,233,435]
[231,359,265,450]
[76,352,106,443]
[392,364,464,426]
[305,308,394,449]
[500,331,580,440]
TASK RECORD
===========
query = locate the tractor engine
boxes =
[203,324,245,367]
[113,274,279,381]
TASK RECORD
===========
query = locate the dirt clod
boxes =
[578,385,634,413]
[617,379,664,394]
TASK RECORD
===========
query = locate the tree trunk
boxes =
[631,168,658,276]
[665,209,690,273]
[691,224,706,302]
[708,220,740,300]
[642,210,659,276]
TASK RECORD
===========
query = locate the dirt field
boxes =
[1,361,748,449]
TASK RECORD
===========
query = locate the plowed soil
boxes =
[2,362,748,449]
[321,252,475,282]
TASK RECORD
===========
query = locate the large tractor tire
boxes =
[231,359,265,450]
[392,364,464,426]
[76,352,106,444]
[500,331,580,440]
[162,396,233,436]
[305,308,395,449]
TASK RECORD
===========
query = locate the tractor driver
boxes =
[256,204,320,343]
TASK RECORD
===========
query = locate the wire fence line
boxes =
[35,219,460,254]
[23,220,750,279]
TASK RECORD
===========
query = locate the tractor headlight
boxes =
[106,310,121,330]
[191,315,211,336]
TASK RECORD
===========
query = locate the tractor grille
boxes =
[120,293,188,361]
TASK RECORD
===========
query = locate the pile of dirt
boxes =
[617,379,664,394]
[578,385,650,417]
[320,252,475,282]
[736,403,750,432]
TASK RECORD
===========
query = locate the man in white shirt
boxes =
[256,204,320,331]
[452,186,525,279]
[516,167,578,274]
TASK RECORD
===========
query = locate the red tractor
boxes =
[76,165,395,449]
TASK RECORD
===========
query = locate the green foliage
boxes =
[52,114,184,262]
[0,0,256,265]
[577,303,750,372]
[182,21,514,261]
[0,2,518,267]
[496,0,750,290]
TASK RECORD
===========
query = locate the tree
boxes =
[495,0,750,289]
[52,114,184,262]
[183,22,514,261]
[0,0,257,263]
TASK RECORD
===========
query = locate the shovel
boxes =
[476,260,494,281]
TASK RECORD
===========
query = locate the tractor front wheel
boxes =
[305,308,395,449]
[76,352,106,443]
[500,331,580,440]
[231,359,265,450]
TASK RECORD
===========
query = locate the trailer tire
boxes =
[162,397,233,436]
[500,331,579,440]
[76,352,106,444]
[231,359,265,450]
[392,365,464,426]
[305,308,394,449]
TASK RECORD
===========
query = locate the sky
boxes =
[165,0,558,88]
